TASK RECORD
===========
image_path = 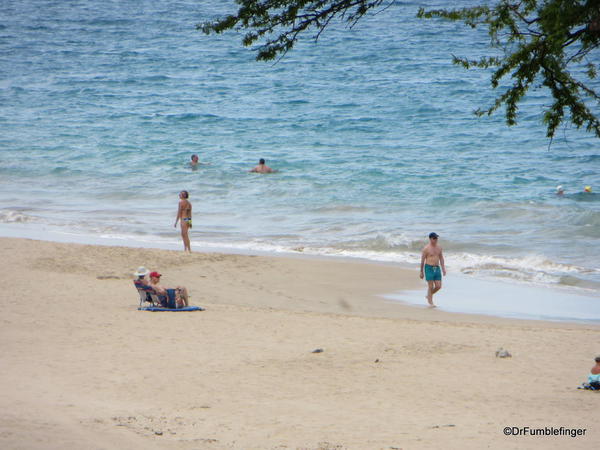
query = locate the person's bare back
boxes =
[250,158,274,173]
[178,198,192,219]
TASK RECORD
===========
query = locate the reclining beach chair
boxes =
[133,280,158,308]
[133,280,179,309]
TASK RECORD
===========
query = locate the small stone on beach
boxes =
[312,348,324,353]
[495,348,512,358]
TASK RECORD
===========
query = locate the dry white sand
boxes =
[0,238,597,449]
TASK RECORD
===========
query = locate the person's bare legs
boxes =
[426,281,435,307]
[178,286,189,306]
[181,222,191,252]
[426,280,442,307]
[432,280,442,296]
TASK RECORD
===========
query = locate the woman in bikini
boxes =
[174,190,192,252]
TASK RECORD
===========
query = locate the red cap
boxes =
[149,271,161,278]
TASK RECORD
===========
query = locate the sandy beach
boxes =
[0,237,598,449]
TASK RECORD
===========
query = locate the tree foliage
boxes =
[200,0,600,139]
[419,0,600,139]
[199,1,388,61]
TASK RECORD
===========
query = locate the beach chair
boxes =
[133,280,158,308]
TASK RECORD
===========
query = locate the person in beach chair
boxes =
[133,266,158,308]
[579,356,600,391]
[148,271,189,309]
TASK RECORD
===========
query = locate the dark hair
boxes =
[180,190,189,199]
[259,158,265,164]
[596,356,600,363]
[191,154,198,160]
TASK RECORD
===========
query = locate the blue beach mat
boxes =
[138,306,204,312]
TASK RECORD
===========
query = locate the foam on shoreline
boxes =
[1,224,599,324]
[2,210,599,293]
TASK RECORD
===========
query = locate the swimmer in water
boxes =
[556,185,564,196]
[584,186,592,193]
[250,158,275,174]
[189,154,210,169]
[174,190,192,252]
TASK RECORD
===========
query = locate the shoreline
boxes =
[2,219,600,294]
[1,229,598,324]
[388,274,600,325]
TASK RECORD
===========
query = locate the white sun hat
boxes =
[133,266,150,277]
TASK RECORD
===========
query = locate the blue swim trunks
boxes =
[158,289,178,308]
[424,264,442,281]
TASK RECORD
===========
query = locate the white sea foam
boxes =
[184,238,600,291]
[448,252,595,287]
[0,209,35,223]
[1,217,598,297]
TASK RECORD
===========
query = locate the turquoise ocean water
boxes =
[1,1,599,304]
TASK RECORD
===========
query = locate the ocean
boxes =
[1,0,599,305]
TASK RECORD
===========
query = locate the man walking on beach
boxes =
[420,232,446,307]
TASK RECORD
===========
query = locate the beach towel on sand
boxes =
[138,305,204,312]
[578,382,600,391]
